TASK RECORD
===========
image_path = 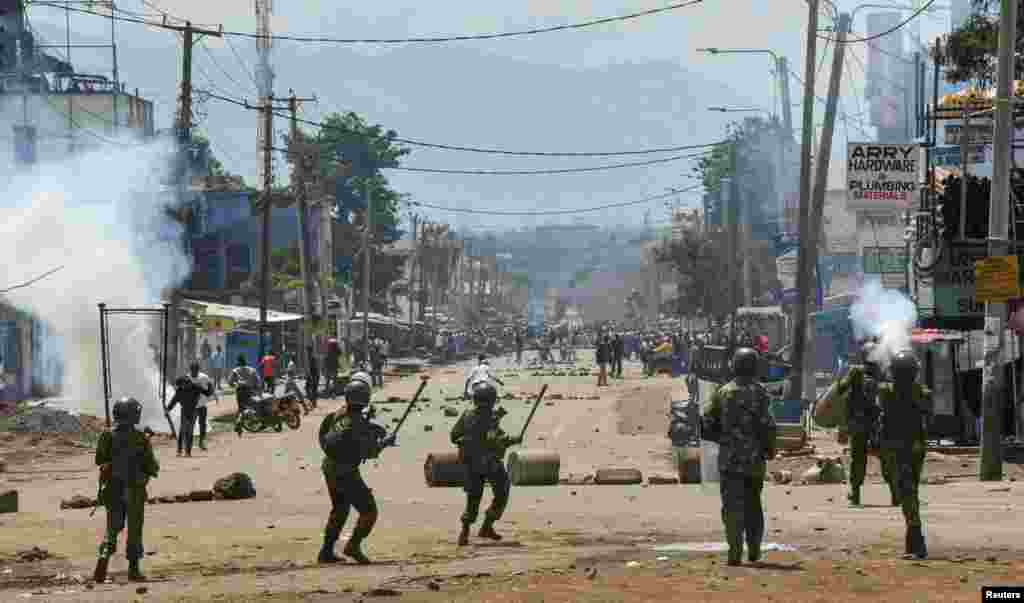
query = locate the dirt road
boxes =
[1,353,1023,601]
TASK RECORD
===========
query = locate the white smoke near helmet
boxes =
[849,277,917,371]
[0,137,190,431]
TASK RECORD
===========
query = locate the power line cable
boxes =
[786,66,873,137]
[200,90,730,157]
[818,0,937,44]
[199,39,257,96]
[224,35,260,91]
[387,152,711,175]
[409,186,702,216]
[0,266,65,294]
[33,0,706,44]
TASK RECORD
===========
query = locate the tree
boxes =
[290,112,410,242]
[190,133,251,188]
[937,1,1024,87]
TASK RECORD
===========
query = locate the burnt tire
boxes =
[286,413,301,430]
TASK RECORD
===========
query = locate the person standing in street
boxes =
[832,341,889,506]
[701,347,777,566]
[451,381,521,546]
[369,341,384,388]
[318,372,395,564]
[210,345,225,390]
[595,335,611,386]
[612,333,624,378]
[92,397,159,583]
[306,346,320,409]
[879,350,932,560]
[191,363,216,451]
[260,350,277,394]
[515,329,524,365]
[228,355,262,437]
[167,362,212,457]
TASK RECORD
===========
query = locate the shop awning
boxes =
[183,299,303,323]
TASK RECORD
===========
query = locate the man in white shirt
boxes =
[464,355,504,399]
[191,364,217,451]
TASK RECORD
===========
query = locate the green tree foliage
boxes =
[937,0,1024,87]
[288,112,410,238]
[695,116,785,195]
[191,133,251,187]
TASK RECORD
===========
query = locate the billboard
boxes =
[933,241,987,320]
[865,12,909,142]
[847,143,920,211]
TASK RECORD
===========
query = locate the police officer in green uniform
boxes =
[833,340,891,506]
[451,381,522,546]
[702,347,777,566]
[878,349,931,559]
[317,372,395,564]
[93,397,160,583]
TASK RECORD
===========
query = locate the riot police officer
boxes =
[834,340,888,506]
[93,397,159,582]
[317,372,394,564]
[878,349,931,560]
[702,347,777,566]
[451,381,522,546]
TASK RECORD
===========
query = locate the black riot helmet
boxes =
[112,396,142,426]
[731,347,760,379]
[472,381,498,406]
[344,372,372,408]
[889,349,919,384]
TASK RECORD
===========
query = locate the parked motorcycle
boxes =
[283,373,314,415]
[238,392,302,433]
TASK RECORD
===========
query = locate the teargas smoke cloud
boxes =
[849,277,917,371]
[0,139,191,430]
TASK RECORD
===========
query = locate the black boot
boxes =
[318,531,341,564]
[911,525,927,560]
[343,527,372,565]
[92,557,109,583]
[847,486,861,507]
[478,518,502,541]
[457,523,471,546]
[128,559,146,582]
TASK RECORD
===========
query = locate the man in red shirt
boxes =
[755,335,769,355]
[260,352,277,394]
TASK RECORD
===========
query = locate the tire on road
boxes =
[507,450,560,486]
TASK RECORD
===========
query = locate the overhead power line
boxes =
[409,186,703,216]
[0,266,64,294]
[33,0,705,44]
[199,90,729,157]
[818,0,937,44]
[389,151,709,175]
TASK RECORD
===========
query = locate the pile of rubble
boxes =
[8,407,83,434]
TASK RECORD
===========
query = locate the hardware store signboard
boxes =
[847,143,919,211]
[934,242,988,319]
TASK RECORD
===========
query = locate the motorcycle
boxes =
[238,392,302,433]
[283,373,314,415]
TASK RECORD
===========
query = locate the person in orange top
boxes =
[260,351,277,394]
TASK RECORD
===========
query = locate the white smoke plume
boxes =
[849,277,917,371]
[0,138,191,430]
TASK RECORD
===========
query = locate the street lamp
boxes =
[697,48,793,136]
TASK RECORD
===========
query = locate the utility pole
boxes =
[409,213,420,346]
[786,0,819,404]
[804,12,849,399]
[286,90,318,375]
[980,0,1016,481]
[362,179,373,362]
[256,95,289,360]
[169,20,222,380]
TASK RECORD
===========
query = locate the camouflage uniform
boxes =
[318,406,386,564]
[878,378,931,558]
[702,378,777,565]
[94,404,159,582]
[833,364,892,505]
[451,400,520,545]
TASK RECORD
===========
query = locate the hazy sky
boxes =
[26,1,953,231]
